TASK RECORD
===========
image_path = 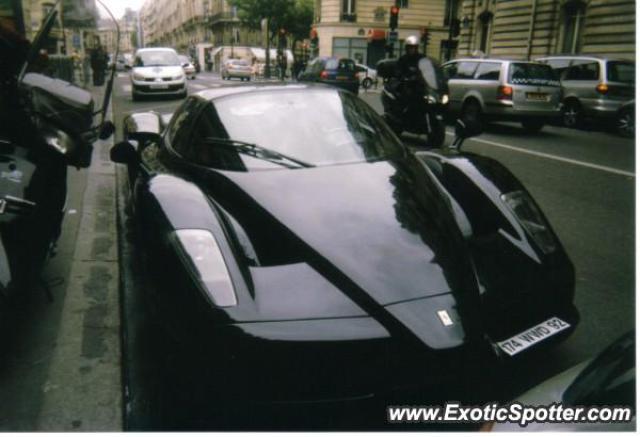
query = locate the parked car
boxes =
[221,59,252,81]
[537,56,635,129]
[130,47,187,101]
[178,55,197,80]
[616,100,634,138]
[483,331,634,431]
[298,57,359,94]
[442,58,562,132]
[355,63,377,89]
[110,83,578,406]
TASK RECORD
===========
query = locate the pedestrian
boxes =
[90,45,107,86]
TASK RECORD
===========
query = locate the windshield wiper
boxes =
[203,137,314,168]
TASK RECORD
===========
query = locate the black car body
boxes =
[298,57,359,94]
[113,83,578,403]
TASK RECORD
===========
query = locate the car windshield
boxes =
[607,61,635,84]
[178,55,190,64]
[135,50,179,67]
[210,89,404,167]
[508,63,560,86]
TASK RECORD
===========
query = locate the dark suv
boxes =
[298,57,359,94]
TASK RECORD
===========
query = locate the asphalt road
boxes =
[5,74,635,430]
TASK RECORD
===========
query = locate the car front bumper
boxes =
[131,79,186,96]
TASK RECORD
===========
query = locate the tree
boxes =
[281,0,314,49]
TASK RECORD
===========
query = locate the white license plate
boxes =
[526,92,550,102]
[150,83,169,89]
[497,317,570,356]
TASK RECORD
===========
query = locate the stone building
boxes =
[313,0,459,66]
[139,0,260,54]
[454,0,635,60]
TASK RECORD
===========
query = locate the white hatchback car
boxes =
[131,48,187,101]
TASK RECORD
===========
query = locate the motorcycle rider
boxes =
[396,35,423,79]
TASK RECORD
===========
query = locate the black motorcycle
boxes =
[377,57,448,148]
[0,1,115,303]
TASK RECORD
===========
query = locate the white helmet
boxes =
[404,35,420,46]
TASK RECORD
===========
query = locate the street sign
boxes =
[388,30,398,43]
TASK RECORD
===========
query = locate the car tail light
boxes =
[170,229,238,307]
[596,83,609,95]
[320,70,329,79]
[497,85,513,100]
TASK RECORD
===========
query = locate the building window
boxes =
[341,0,356,22]
[562,1,585,54]
[332,37,367,64]
[398,0,409,8]
[477,11,492,54]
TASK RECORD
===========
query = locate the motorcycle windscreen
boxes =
[418,58,447,92]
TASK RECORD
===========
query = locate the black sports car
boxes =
[112,83,578,404]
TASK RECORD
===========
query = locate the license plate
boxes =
[526,92,549,101]
[336,76,348,81]
[497,317,571,356]
[150,83,169,89]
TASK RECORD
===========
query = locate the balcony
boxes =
[208,11,239,25]
[340,13,357,23]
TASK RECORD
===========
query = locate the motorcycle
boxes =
[0,1,116,304]
[377,56,449,148]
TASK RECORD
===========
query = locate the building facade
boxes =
[456,0,635,61]
[139,0,260,55]
[314,0,458,67]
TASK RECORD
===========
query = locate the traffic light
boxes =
[389,5,399,29]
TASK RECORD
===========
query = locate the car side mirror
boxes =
[450,118,483,151]
[110,141,139,164]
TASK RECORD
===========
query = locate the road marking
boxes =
[122,84,131,92]
[445,131,635,178]
[117,73,128,78]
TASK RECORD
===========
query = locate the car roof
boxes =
[194,83,340,101]
[445,58,544,64]
[135,47,177,53]
[536,55,633,63]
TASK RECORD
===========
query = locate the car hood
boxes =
[132,65,183,77]
[207,156,483,348]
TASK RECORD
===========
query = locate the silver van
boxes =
[443,58,562,132]
[536,56,635,128]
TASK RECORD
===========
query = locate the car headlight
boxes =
[132,73,145,81]
[441,94,449,105]
[170,229,238,307]
[501,191,556,254]
[425,95,437,104]
[173,74,184,80]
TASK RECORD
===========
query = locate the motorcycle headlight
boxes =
[441,94,449,105]
[132,73,145,81]
[42,125,74,155]
[170,229,237,307]
[501,191,556,254]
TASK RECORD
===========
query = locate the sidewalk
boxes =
[34,85,122,431]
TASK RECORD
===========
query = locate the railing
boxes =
[209,11,239,24]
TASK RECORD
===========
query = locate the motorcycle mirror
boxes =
[98,121,115,140]
[455,118,483,139]
[450,118,483,151]
[110,141,138,164]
